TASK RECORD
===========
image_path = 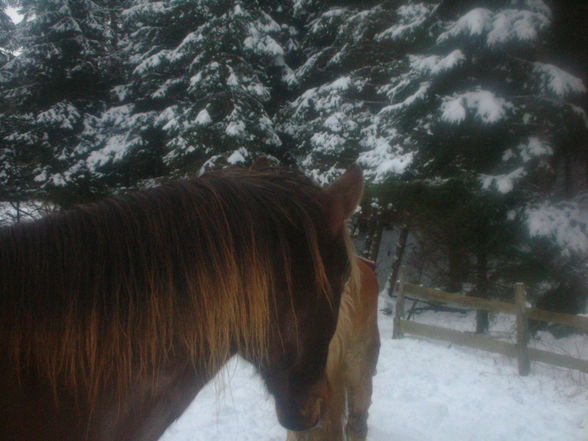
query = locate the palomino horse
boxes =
[288,256,380,441]
[0,165,363,441]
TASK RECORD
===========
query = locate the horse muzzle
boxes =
[275,393,327,431]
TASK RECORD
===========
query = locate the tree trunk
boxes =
[9,200,22,224]
[362,214,379,259]
[367,219,383,261]
[386,224,410,298]
[360,205,375,258]
[474,248,489,334]
[447,242,464,294]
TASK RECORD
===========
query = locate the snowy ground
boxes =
[161,297,588,441]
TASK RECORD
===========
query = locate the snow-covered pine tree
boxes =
[80,0,297,185]
[0,0,120,206]
[0,0,20,212]
[370,0,587,304]
[0,1,16,66]
[283,0,587,312]
[279,0,412,183]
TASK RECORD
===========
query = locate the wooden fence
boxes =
[392,273,588,376]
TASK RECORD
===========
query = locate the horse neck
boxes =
[96,359,224,441]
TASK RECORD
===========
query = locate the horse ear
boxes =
[324,165,364,235]
[251,157,271,170]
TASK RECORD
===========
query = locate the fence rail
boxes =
[393,276,588,375]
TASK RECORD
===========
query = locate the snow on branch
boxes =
[526,197,588,255]
[410,50,465,76]
[533,63,587,98]
[502,137,553,163]
[440,90,511,124]
[480,168,526,194]
[227,147,249,165]
[37,101,81,130]
[487,9,549,46]
[377,3,434,41]
[438,6,550,47]
[121,2,169,21]
[380,81,431,114]
[438,8,493,41]
[358,134,414,182]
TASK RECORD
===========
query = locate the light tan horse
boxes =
[288,256,380,441]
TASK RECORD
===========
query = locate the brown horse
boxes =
[0,165,364,441]
[287,256,380,441]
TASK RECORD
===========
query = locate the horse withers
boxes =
[287,256,380,441]
[0,165,363,441]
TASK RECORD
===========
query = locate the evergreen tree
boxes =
[373,0,587,304]
[283,0,588,313]
[0,1,16,66]
[279,1,411,183]
[0,0,120,206]
[79,0,298,186]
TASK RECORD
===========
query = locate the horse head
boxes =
[250,166,364,431]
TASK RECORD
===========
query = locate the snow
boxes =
[381,82,430,113]
[321,8,349,19]
[310,132,345,153]
[227,148,249,165]
[438,8,493,42]
[440,96,467,123]
[289,78,353,117]
[225,121,246,137]
[134,49,173,75]
[438,7,549,47]
[5,7,23,24]
[524,0,552,17]
[152,79,183,100]
[159,301,588,441]
[36,101,81,130]
[309,8,349,35]
[323,112,356,133]
[227,72,240,87]
[480,168,526,193]
[533,63,587,97]
[441,90,510,124]
[244,19,284,58]
[487,10,549,46]
[377,3,433,41]
[410,50,465,76]
[326,76,352,91]
[503,137,553,162]
[358,135,414,181]
[177,30,205,51]
[195,109,212,125]
[247,83,270,100]
[526,201,588,255]
[155,106,180,131]
[87,137,124,168]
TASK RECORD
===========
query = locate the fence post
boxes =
[515,283,531,376]
[392,266,406,339]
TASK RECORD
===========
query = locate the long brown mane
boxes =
[0,168,351,404]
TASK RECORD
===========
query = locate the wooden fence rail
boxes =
[392,278,588,375]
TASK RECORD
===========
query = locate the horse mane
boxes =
[0,168,356,403]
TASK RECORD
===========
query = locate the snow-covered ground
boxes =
[161,296,588,441]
